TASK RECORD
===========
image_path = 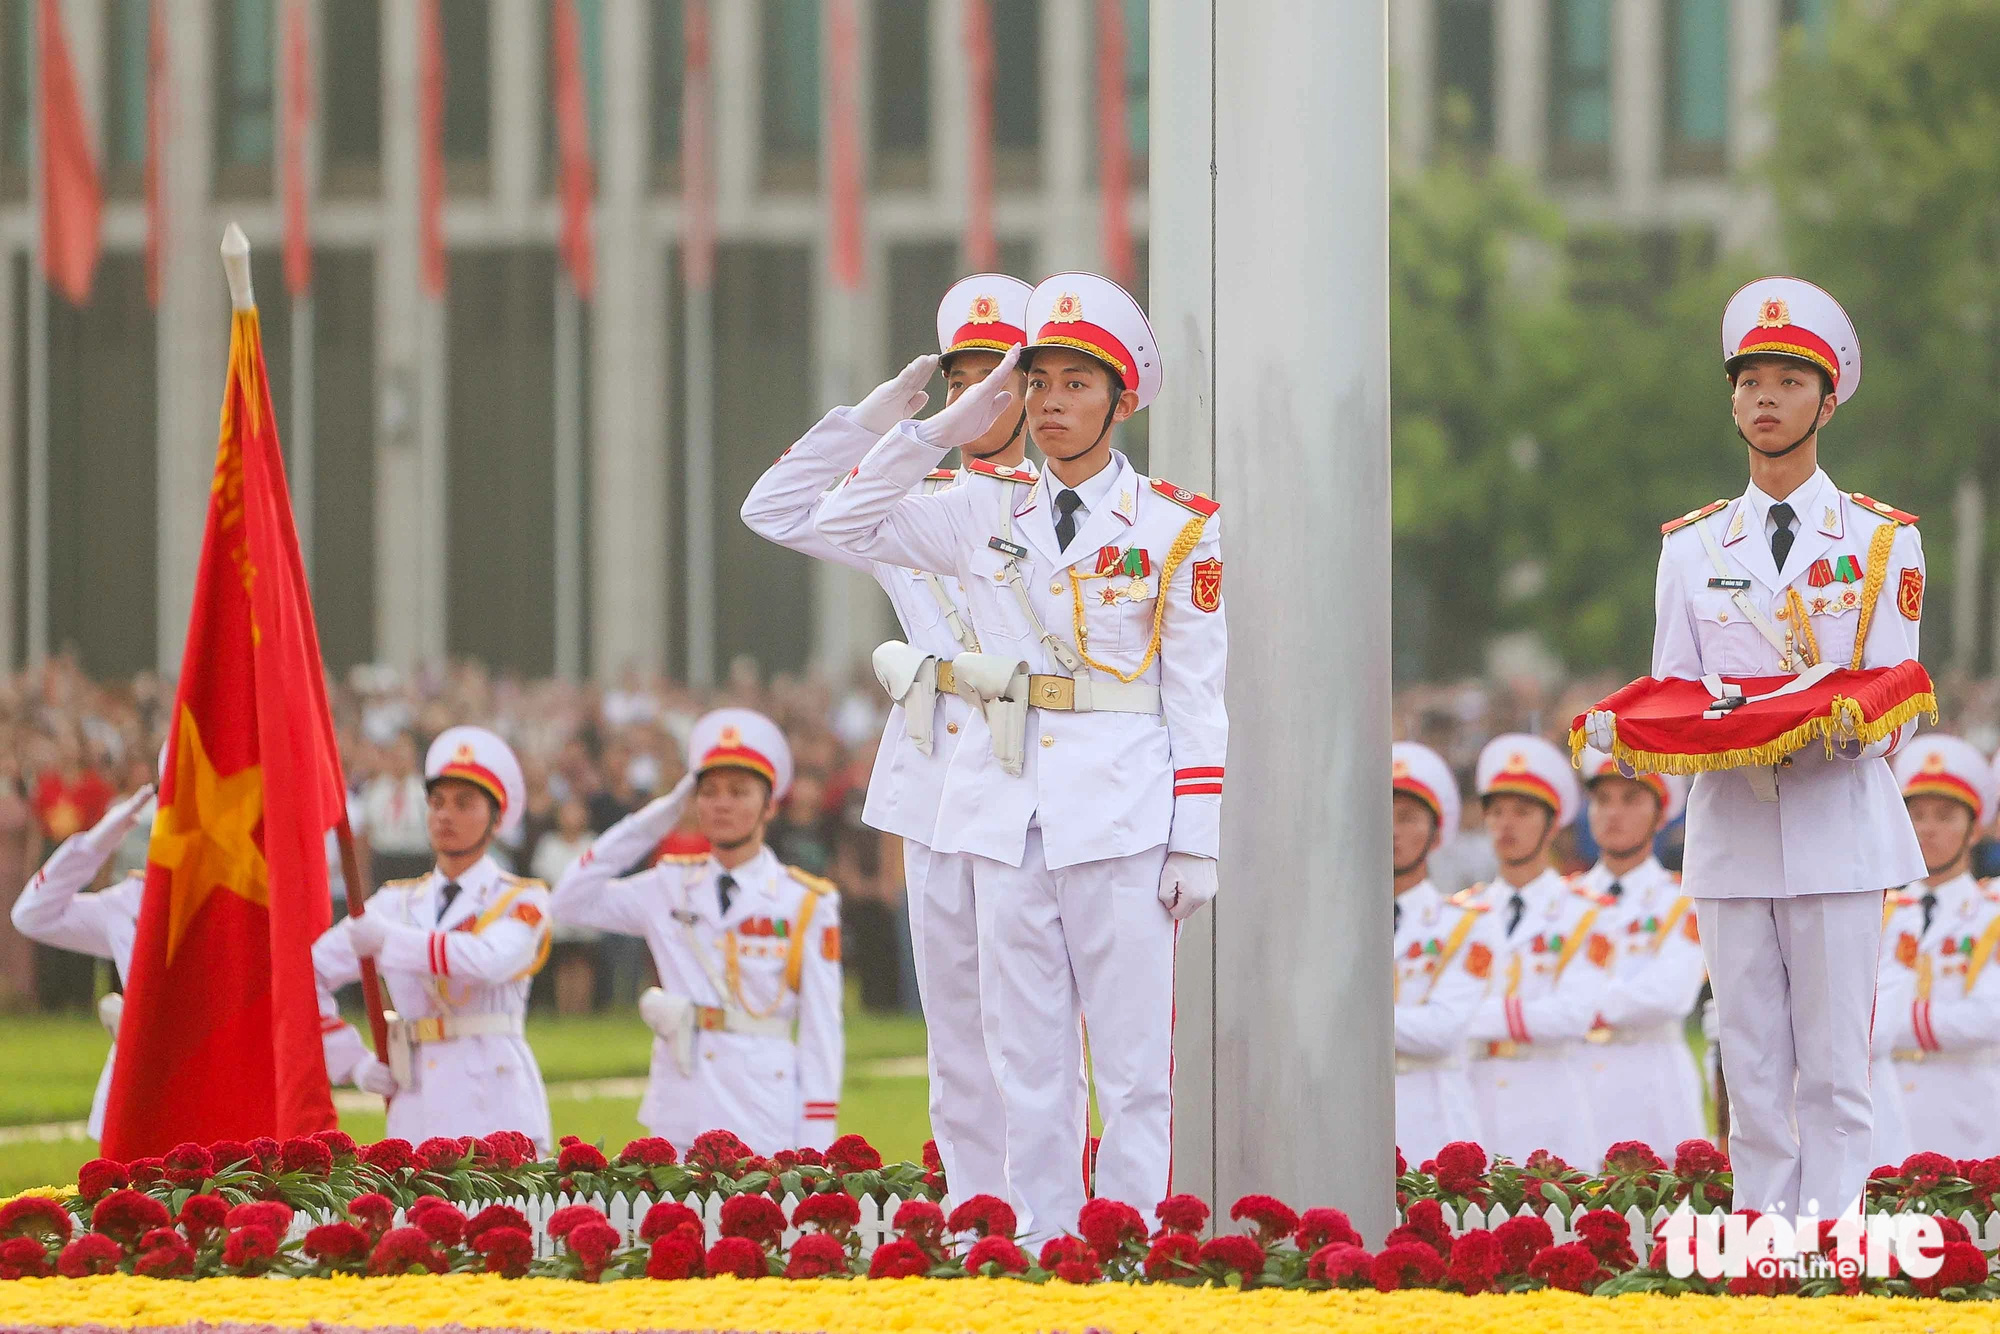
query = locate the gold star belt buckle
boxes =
[695,1006,729,1032]
[934,661,957,694]
[1030,674,1076,710]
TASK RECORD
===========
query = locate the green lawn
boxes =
[0,996,932,1195]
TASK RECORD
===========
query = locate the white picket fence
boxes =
[276,1192,2000,1260]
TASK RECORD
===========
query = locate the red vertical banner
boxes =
[1095,0,1132,287]
[962,0,996,271]
[281,0,314,296]
[418,0,447,298]
[825,0,864,291]
[681,0,714,291]
[552,0,595,298]
[38,0,102,305]
[144,0,169,308]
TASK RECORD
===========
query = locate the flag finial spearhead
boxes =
[220,223,254,310]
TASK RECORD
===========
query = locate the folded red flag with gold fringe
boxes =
[1569,661,1937,776]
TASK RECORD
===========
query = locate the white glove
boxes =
[1584,710,1616,754]
[915,345,1021,451]
[81,785,155,858]
[351,1056,400,1097]
[638,986,676,1038]
[345,911,388,959]
[1833,730,1898,762]
[97,992,124,1039]
[848,355,938,436]
[1157,853,1219,921]
[632,773,697,837]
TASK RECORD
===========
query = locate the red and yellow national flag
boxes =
[102,279,348,1157]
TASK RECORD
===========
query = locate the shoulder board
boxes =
[1453,897,1489,913]
[965,458,1036,484]
[497,873,548,890]
[1150,478,1220,517]
[1668,870,1682,884]
[1661,498,1729,536]
[1849,493,1919,525]
[1980,882,2000,903]
[383,876,429,890]
[787,866,838,898]
[652,852,708,867]
[1887,890,1916,909]
[923,467,958,482]
[1447,885,1486,909]
[122,869,144,883]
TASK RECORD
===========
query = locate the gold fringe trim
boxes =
[1566,691,1939,777]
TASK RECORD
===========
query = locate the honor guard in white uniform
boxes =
[740,275,1050,1199]
[1391,742,1494,1163]
[1876,736,2000,1160]
[1572,749,1706,1155]
[814,273,1226,1238]
[550,710,844,1156]
[1587,277,1927,1217]
[1462,735,1611,1169]
[316,727,554,1150]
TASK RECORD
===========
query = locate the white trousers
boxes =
[971,829,1167,1240]
[1579,1034,1707,1159]
[1698,892,1883,1217]
[903,839,1008,1205]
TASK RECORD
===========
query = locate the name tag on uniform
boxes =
[1707,577,1751,590]
[988,537,1028,560]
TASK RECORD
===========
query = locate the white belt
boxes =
[1022,672,1162,715]
[383,1010,524,1086]
[1893,1046,2000,1067]
[1477,1038,1579,1061]
[1587,1022,1683,1047]
[1395,1052,1460,1075]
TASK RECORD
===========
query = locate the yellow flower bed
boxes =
[6,1277,2000,1334]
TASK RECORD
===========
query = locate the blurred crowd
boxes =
[8,655,2000,1017]
[0,654,912,1018]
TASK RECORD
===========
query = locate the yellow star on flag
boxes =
[148,706,268,964]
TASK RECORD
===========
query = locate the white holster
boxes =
[381,1009,524,1088]
[640,988,698,1077]
[951,652,1032,777]
[873,639,940,755]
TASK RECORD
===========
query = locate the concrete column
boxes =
[1390,0,1435,168]
[590,0,668,678]
[1037,0,1094,273]
[1185,0,1396,1238]
[711,0,757,227]
[491,0,537,220]
[373,0,442,667]
[930,0,971,218]
[1611,0,1662,219]
[155,1,222,673]
[1726,0,1781,255]
[0,225,14,670]
[1494,0,1547,176]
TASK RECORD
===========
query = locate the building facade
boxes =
[0,0,1822,681]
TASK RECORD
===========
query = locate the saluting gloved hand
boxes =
[345,911,389,959]
[80,784,155,859]
[848,355,939,436]
[1157,853,1219,922]
[628,772,698,838]
[915,345,1022,451]
[351,1056,400,1097]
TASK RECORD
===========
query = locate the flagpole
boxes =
[25,23,47,668]
[553,274,582,680]
[290,297,314,581]
[335,820,392,1064]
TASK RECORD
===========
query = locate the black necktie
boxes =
[1506,891,1525,937]
[438,880,461,923]
[1054,489,1084,550]
[1922,892,1937,936]
[1606,881,1624,901]
[1769,502,1796,570]
[717,873,737,918]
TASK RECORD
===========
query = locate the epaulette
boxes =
[966,458,1036,484]
[1886,890,1915,910]
[652,852,708,867]
[1662,498,1728,535]
[1850,493,1919,525]
[383,876,428,891]
[1150,478,1220,517]
[924,467,958,482]
[498,872,548,889]
[1453,896,1490,913]
[787,866,838,897]
[1447,885,1486,909]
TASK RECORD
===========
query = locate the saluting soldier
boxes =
[740,275,1045,1199]
[1877,736,2000,1161]
[1462,734,1611,1169]
[550,709,844,1156]
[316,726,554,1150]
[814,273,1225,1238]
[1391,741,1494,1163]
[1572,749,1705,1156]
[1586,277,1927,1218]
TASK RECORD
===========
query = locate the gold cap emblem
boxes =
[1052,292,1084,323]
[719,726,741,746]
[967,294,1000,324]
[1756,297,1790,329]
[1392,759,1410,778]
[1923,751,1947,772]
[1505,753,1527,772]
[452,744,476,763]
